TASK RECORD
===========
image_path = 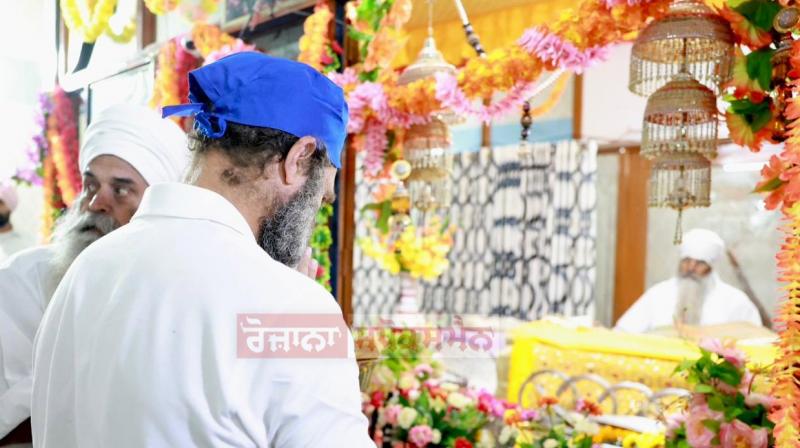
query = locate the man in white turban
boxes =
[615,228,762,334]
[0,181,34,263]
[0,104,189,445]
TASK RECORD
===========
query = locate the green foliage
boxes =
[745,49,774,90]
[310,204,334,291]
[728,98,773,131]
[360,199,393,234]
[733,0,781,31]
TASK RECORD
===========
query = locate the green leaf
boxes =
[754,176,784,193]
[702,419,721,432]
[745,49,774,90]
[734,0,782,31]
[695,384,715,393]
[728,98,773,132]
[708,395,725,412]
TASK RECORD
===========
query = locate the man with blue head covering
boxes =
[31,53,371,447]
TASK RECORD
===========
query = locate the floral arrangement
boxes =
[666,338,775,448]
[190,23,255,64]
[298,1,343,73]
[150,39,199,125]
[310,203,334,291]
[17,89,80,239]
[48,88,82,207]
[60,0,136,43]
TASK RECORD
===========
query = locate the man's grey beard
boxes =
[257,164,325,268]
[46,201,119,300]
[674,273,711,326]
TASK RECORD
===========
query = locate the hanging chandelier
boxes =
[641,71,719,161]
[396,1,457,214]
[649,153,711,243]
[629,0,734,96]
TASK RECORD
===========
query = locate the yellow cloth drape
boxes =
[395,0,582,68]
[397,0,727,68]
[507,321,776,409]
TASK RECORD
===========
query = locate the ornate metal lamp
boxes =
[630,0,734,96]
[649,153,711,244]
[641,71,719,161]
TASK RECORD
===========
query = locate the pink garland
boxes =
[601,0,655,7]
[204,40,256,66]
[434,72,538,123]
[363,120,388,177]
[346,81,429,133]
[518,27,610,74]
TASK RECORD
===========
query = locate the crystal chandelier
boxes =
[629,0,734,96]
[649,153,711,243]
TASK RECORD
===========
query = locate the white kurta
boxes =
[0,231,35,264]
[0,245,54,440]
[615,274,762,333]
[32,183,372,447]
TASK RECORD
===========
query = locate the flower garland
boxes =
[150,39,199,125]
[191,23,255,65]
[298,1,341,73]
[310,203,334,291]
[15,93,52,186]
[144,0,181,15]
[771,203,800,448]
[41,150,65,241]
[48,88,82,207]
[60,0,137,43]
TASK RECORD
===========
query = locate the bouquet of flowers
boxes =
[666,339,775,448]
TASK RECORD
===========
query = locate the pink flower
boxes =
[384,404,402,425]
[744,392,777,410]
[414,363,434,378]
[517,27,609,74]
[686,395,722,448]
[699,338,746,369]
[666,413,686,439]
[719,419,768,448]
[408,424,434,447]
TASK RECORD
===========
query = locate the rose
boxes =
[399,372,421,391]
[719,419,768,448]
[475,428,495,448]
[398,407,419,429]
[408,424,433,447]
[686,395,722,448]
[431,429,441,444]
[384,404,402,425]
[454,437,474,448]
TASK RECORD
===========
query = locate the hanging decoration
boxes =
[150,39,200,126]
[15,93,53,187]
[190,23,255,65]
[48,88,82,207]
[60,0,137,44]
[629,0,735,96]
[144,0,181,15]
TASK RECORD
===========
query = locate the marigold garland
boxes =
[298,2,335,72]
[144,0,181,15]
[150,39,199,125]
[48,88,82,207]
[41,152,64,242]
[60,0,136,43]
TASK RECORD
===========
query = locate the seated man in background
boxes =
[615,228,762,334]
[0,182,33,263]
[0,104,189,446]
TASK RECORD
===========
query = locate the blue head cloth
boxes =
[163,52,349,168]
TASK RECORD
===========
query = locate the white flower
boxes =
[498,425,519,445]
[397,407,418,429]
[446,392,472,409]
[475,428,496,448]
[441,382,459,392]
[431,429,442,444]
[398,372,419,390]
[573,417,600,436]
[431,397,446,413]
[408,388,421,401]
[543,439,559,448]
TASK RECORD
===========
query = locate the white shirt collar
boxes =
[133,183,255,240]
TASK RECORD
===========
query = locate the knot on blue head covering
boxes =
[162,52,349,168]
[162,102,227,139]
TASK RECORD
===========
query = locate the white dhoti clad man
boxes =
[615,228,762,333]
[32,53,371,447]
[0,104,188,446]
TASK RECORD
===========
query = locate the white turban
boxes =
[79,104,189,185]
[680,228,725,265]
[0,180,17,211]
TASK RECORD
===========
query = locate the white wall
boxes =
[0,0,54,243]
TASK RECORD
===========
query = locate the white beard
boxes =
[674,275,712,326]
[45,202,118,301]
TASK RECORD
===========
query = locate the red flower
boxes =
[719,5,773,49]
[757,155,788,210]
[454,438,473,448]
[370,390,385,408]
[575,398,603,416]
[539,396,559,407]
[331,40,343,55]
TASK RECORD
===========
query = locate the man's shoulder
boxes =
[0,245,53,272]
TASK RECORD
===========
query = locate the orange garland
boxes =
[298,2,334,71]
[191,23,237,59]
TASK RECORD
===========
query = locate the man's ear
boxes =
[281,136,317,186]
